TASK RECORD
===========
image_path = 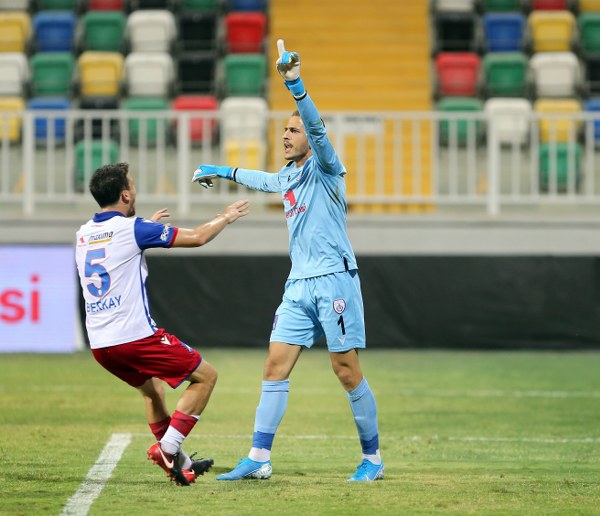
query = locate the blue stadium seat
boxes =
[584,98,600,143]
[27,96,69,143]
[482,13,526,52]
[229,0,267,11]
[32,11,76,52]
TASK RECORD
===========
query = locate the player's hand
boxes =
[149,208,170,223]
[223,199,250,223]
[276,39,305,97]
[276,39,300,81]
[192,164,234,189]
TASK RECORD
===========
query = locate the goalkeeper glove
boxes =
[276,39,305,98]
[191,164,234,189]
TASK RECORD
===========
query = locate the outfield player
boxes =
[192,40,383,482]
[75,162,249,486]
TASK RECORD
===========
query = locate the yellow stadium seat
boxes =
[0,97,25,143]
[0,12,31,52]
[224,139,264,170]
[78,51,124,97]
[534,98,581,143]
[528,11,575,52]
[579,0,600,12]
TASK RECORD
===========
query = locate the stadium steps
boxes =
[268,0,433,212]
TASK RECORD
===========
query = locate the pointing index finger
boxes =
[277,38,285,57]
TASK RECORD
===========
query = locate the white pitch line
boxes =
[60,433,132,516]
[130,432,600,444]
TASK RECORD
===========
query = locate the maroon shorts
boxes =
[91,328,202,388]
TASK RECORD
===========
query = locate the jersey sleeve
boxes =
[234,168,282,193]
[296,93,345,177]
[133,217,177,249]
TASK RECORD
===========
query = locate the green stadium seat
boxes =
[75,139,120,191]
[481,0,522,10]
[437,96,483,146]
[30,52,74,97]
[37,0,78,8]
[482,52,528,98]
[539,142,582,193]
[80,11,126,53]
[579,13,600,55]
[180,0,219,11]
[222,54,267,96]
[123,97,169,145]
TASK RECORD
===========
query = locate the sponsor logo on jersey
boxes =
[89,231,113,245]
[333,298,346,314]
[160,226,170,242]
[283,189,296,208]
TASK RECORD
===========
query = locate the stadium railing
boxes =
[1,108,600,219]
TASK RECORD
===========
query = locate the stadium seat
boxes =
[220,96,268,141]
[126,10,176,53]
[434,52,480,97]
[222,53,267,96]
[530,52,581,98]
[37,0,78,8]
[534,98,582,142]
[579,0,600,12]
[124,52,174,97]
[480,0,522,11]
[229,0,267,10]
[0,0,28,8]
[32,11,76,52]
[434,10,477,52]
[179,0,219,9]
[484,97,531,145]
[538,142,582,192]
[178,10,217,52]
[75,95,120,142]
[172,94,218,144]
[78,51,124,97]
[221,96,268,168]
[87,0,125,9]
[0,53,29,97]
[528,11,575,53]
[434,0,476,10]
[74,139,119,191]
[79,11,126,53]
[531,0,569,9]
[0,12,31,53]
[30,52,74,97]
[176,51,216,94]
[482,52,529,97]
[482,13,525,52]
[583,55,600,96]
[0,97,24,144]
[578,13,600,55]
[123,96,169,145]
[437,96,484,146]
[224,12,267,54]
[128,0,174,9]
[584,98,600,143]
[27,96,69,143]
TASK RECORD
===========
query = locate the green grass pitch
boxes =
[0,349,599,515]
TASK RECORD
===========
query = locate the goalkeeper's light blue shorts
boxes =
[270,269,366,352]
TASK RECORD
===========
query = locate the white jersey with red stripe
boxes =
[75,211,178,349]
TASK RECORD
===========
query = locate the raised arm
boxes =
[276,39,344,176]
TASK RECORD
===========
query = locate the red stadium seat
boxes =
[531,0,568,9]
[87,0,125,9]
[172,94,218,143]
[224,12,266,53]
[435,52,480,97]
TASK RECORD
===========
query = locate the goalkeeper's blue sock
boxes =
[248,379,289,462]
[347,377,382,465]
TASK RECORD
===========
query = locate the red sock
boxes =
[149,416,171,441]
[169,410,198,438]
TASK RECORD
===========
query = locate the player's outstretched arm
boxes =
[172,199,249,248]
[191,164,236,189]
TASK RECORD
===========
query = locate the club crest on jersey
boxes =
[333,298,346,314]
[283,189,296,208]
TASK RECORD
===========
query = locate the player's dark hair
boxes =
[89,162,130,208]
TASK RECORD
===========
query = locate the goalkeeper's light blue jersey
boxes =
[235,93,357,280]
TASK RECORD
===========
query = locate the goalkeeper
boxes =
[193,39,383,482]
